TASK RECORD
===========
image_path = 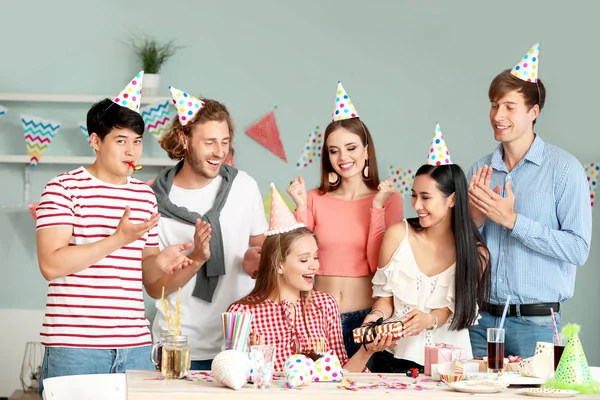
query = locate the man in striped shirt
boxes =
[467,46,592,358]
[35,90,195,397]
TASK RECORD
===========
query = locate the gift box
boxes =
[352,316,405,344]
[424,343,467,376]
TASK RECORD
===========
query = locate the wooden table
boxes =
[125,370,598,399]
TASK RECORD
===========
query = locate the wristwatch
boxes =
[427,314,438,331]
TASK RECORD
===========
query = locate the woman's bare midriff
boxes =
[315,275,374,314]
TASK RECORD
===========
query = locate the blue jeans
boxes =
[340,308,371,359]
[469,312,561,359]
[191,359,213,371]
[38,346,153,399]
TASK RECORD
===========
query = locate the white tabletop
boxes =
[125,370,598,400]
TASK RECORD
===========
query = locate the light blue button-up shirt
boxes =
[468,135,592,305]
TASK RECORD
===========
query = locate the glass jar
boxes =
[151,328,174,371]
[161,335,191,379]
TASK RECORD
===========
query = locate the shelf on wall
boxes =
[0,155,177,166]
[0,93,170,104]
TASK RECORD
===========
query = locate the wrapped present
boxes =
[352,316,405,344]
[425,343,467,376]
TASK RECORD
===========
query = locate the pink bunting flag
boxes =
[28,203,39,221]
[246,111,287,162]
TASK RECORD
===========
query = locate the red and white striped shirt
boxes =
[36,167,158,349]
[227,291,349,372]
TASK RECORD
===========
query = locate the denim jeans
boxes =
[469,311,561,359]
[340,307,371,359]
[191,359,213,371]
[38,345,153,399]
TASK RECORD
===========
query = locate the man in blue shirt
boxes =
[468,44,592,358]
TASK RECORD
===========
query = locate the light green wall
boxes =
[0,0,598,364]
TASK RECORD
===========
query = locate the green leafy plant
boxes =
[129,34,181,74]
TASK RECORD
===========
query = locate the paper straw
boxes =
[498,295,511,331]
[550,308,560,343]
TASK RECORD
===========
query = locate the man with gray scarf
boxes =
[144,89,267,371]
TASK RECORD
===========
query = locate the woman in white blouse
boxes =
[363,163,492,373]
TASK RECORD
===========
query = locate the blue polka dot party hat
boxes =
[332,81,359,121]
[544,324,600,394]
[510,43,540,83]
[112,71,144,112]
[168,86,206,126]
[425,123,453,166]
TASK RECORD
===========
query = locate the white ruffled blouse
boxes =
[372,220,474,366]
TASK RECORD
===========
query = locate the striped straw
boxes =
[550,308,560,344]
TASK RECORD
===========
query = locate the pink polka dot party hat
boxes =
[168,86,205,126]
[332,81,359,122]
[112,71,143,112]
[511,43,540,83]
[265,183,304,236]
[426,123,453,166]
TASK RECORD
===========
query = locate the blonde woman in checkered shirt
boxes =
[228,226,396,372]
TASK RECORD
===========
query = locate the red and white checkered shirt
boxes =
[228,290,349,372]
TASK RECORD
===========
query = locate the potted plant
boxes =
[129,34,181,97]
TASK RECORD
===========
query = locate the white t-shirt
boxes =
[152,171,267,360]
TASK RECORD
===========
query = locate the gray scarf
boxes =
[151,160,238,303]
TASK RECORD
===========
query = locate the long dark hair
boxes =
[408,164,491,331]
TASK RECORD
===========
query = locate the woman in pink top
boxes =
[287,82,404,358]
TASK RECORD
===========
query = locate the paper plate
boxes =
[448,380,508,394]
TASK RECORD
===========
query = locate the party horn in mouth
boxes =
[127,161,143,171]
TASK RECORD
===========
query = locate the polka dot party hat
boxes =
[265,183,304,236]
[544,324,600,394]
[112,71,143,112]
[168,86,205,126]
[332,81,359,121]
[511,43,540,83]
[283,354,315,388]
[313,350,343,382]
[426,123,453,166]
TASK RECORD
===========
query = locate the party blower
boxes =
[127,161,143,171]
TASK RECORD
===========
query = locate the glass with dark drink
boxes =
[487,328,505,374]
[553,334,566,371]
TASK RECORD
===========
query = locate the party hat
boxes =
[112,71,143,112]
[511,43,540,83]
[169,86,205,126]
[544,324,600,394]
[265,183,304,236]
[332,81,359,121]
[426,123,452,166]
[284,354,315,388]
[313,350,343,382]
